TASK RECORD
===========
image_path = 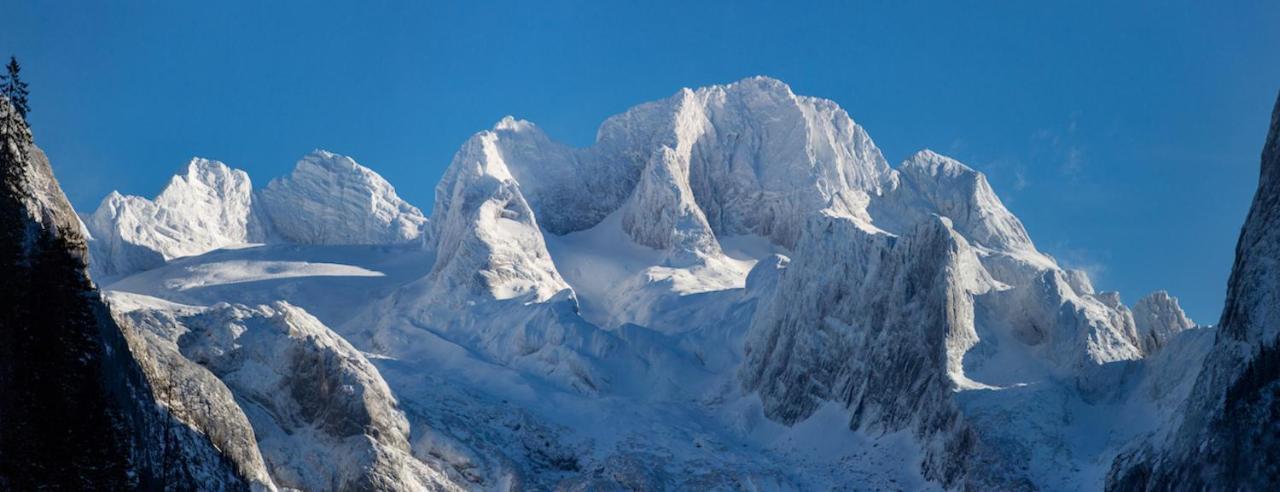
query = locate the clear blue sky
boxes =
[3,1,1277,322]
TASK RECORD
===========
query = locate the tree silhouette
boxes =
[1,57,30,121]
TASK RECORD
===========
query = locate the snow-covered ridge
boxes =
[85,150,425,279]
[478,76,891,252]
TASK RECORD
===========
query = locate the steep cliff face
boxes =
[0,97,266,490]
[1108,92,1280,490]
[740,212,1026,489]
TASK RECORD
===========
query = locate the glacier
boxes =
[7,77,1275,490]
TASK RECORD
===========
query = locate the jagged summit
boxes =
[85,157,263,277]
[901,148,974,174]
[86,150,426,278]
[260,149,426,245]
[469,76,894,250]
[1132,290,1197,353]
[880,148,1037,254]
[425,129,570,304]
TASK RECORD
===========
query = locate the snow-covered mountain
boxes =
[15,77,1272,490]
[260,150,427,246]
[83,150,425,280]
[85,158,266,277]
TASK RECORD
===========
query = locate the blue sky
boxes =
[2,1,1277,321]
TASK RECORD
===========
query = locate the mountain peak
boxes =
[260,151,426,245]
[86,157,261,277]
[494,115,539,133]
[717,75,795,97]
[1132,290,1196,352]
[902,149,977,177]
[302,149,358,171]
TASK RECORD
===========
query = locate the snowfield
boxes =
[82,77,1235,490]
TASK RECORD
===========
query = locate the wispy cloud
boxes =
[1048,241,1111,288]
[1030,111,1088,178]
[1062,147,1084,176]
[1013,168,1029,191]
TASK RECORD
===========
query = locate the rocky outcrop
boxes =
[1132,291,1197,354]
[119,299,460,491]
[741,212,1026,488]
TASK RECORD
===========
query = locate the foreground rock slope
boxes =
[0,96,269,489]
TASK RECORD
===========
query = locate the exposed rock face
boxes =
[118,299,460,491]
[85,158,265,278]
[259,150,426,245]
[1108,92,1280,490]
[114,310,276,489]
[0,96,267,490]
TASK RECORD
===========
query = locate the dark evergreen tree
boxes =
[0,77,131,489]
[1,56,30,121]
